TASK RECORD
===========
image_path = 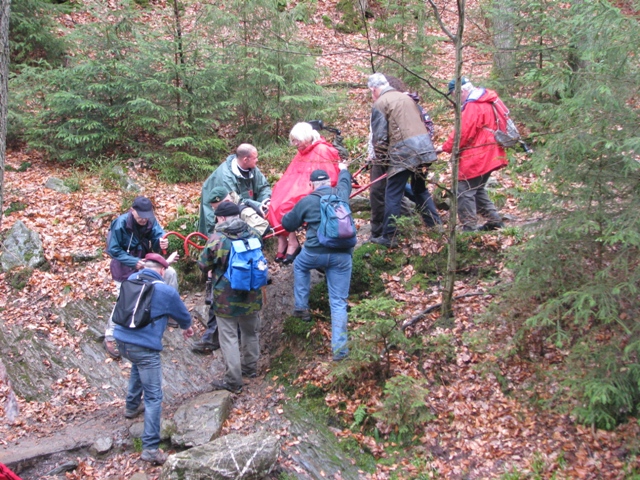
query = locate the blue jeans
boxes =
[293,248,352,359]
[116,341,163,450]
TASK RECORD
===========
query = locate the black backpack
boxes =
[112,274,163,329]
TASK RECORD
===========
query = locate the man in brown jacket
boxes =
[367,73,439,247]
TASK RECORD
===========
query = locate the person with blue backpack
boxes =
[281,164,354,361]
[197,201,267,394]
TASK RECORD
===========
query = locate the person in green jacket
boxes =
[197,144,272,236]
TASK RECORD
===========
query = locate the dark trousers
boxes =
[203,306,219,344]
[369,163,387,238]
[382,169,441,238]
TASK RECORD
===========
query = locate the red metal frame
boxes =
[162,169,385,245]
[161,230,209,252]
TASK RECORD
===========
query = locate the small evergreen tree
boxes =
[9,0,67,68]
[9,0,331,178]
[500,0,640,428]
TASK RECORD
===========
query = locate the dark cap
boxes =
[215,201,240,217]
[205,186,229,205]
[447,76,470,95]
[310,169,330,182]
[144,253,169,268]
[131,196,155,220]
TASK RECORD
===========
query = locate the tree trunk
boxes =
[491,0,516,83]
[432,0,466,319]
[0,0,10,228]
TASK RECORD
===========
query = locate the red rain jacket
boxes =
[442,88,508,181]
[267,138,340,232]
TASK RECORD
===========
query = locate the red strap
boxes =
[0,463,23,480]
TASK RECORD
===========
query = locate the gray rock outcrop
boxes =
[0,297,217,403]
[44,177,72,194]
[171,391,232,448]
[129,419,176,441]
[160,431,280,480]
[0,220,45,271]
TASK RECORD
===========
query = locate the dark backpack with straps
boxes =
[313,189,357,249]
[112,273,163,329]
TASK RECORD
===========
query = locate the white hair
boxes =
[367,73,389,89]
[311,179,332,189]
[461,81,475,92]
[289,122,320,145]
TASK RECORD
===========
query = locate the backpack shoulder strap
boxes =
[136,273,163,285]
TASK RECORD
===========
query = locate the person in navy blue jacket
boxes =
[114,253,193,465]
[104,196,179,359]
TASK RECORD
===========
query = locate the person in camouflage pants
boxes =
[197,201,263,394]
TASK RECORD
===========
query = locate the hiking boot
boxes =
[292,309,311,322]
[369,236,398,248]
[103,339,121,359]
[191,340,220,354]
[461,225,480,233]
[480,221,504,231]
[124,403,145,419]
[140,449,168,465]
[211,380,242,394]
[242,370,257,379]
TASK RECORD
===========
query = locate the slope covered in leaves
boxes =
[2,0,640,478]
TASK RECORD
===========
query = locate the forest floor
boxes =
[2,0,640,479]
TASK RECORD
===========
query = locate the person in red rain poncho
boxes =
[437,77,509,232]
[267,122,341,264]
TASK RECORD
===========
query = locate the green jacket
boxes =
[198,218,263,317]
[198,154,272,235]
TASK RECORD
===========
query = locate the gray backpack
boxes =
[485,100,521,148]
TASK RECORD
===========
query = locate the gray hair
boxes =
[311,179,332,189]
[236,143,257,160]
[289,122,320,145]
[367,73,389,89]
[144,260,165,271]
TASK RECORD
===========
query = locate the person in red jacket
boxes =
[267,122,341,264]
[437,77,508,232]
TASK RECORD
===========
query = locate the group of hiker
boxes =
[102,73,512,465]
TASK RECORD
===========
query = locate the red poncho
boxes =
[267,138,340,233]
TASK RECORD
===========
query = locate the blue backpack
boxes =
[224,237,269,291]
[314,189,357,249]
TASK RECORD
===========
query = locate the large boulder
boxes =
[171,391,232,448]
[0,220,45,271]
[160,431,280,480]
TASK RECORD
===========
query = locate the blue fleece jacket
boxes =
[113,269,192,351]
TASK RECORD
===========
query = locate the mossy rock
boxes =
[6,267,33,290]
